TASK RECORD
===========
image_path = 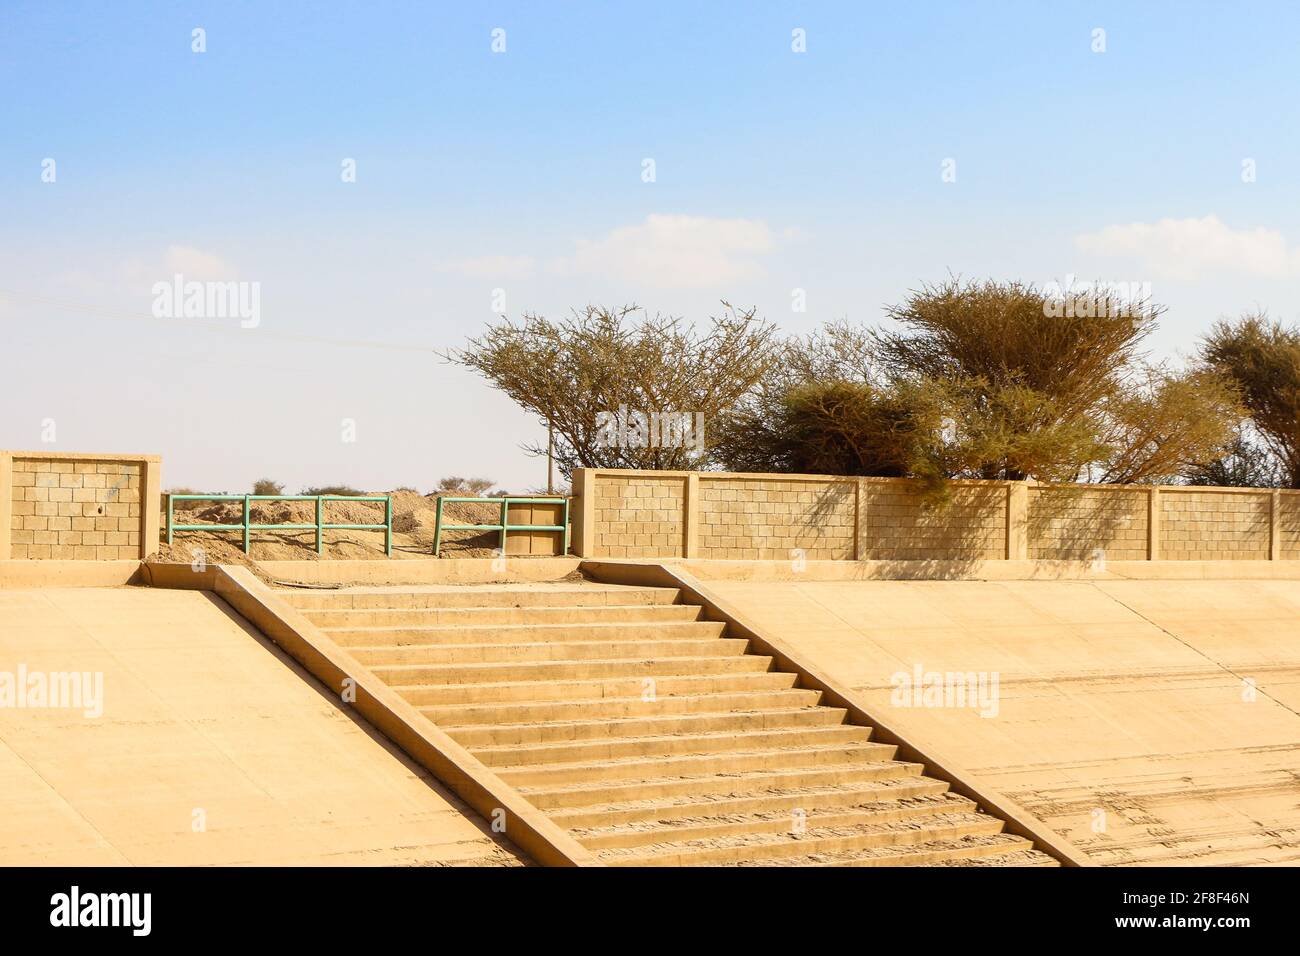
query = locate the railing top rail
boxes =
[437,495,569,504]
[168,493,389,502]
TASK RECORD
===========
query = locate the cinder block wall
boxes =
[1282,494,1300,561]
[700,477,855,560]
[572,467,1300,563]
[1160,489,1271,560]
[860,480,1005,560]
[0,451,162,560]
[1028,487,1149,561]
[588,474,688,558]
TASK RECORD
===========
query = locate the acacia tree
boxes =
[1092,366,1245,483]
[872,278,1162,481]
[454,304,779,477]
[1200,314,1300,487]
[1184,428,1282,488]
[712,279,1242,491]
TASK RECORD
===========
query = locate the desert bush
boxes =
[437,476,496,496]
[252,478,284,496]
[301,485,364,496]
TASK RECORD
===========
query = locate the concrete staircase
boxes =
[279,583,1058,867]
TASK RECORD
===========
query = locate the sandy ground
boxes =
[703,577,1300,866]
[0,586,525,866]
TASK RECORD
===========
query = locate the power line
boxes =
[0,289,451,355]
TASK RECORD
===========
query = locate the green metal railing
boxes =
[433,496,569,557]
[166,494,393,555]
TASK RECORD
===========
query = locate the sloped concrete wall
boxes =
[697,574,1300,866]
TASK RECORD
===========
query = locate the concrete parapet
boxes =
[575,468,1300,565]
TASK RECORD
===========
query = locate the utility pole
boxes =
[547,421,554,494]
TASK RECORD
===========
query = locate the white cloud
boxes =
[163,245,239,281]
[436,254,537,280]
[553,214,778,288]
[1075,215,1299,280]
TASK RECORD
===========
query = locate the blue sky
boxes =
[3,1,1299,492]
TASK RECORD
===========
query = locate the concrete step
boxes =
[393,670,800,706]
[549,777,953,829]
[372,655,773,687]
[742,833,1036,867]
[519,760,927,809]
[932,847,1062,867]
[303,604,703,627]
[279,586,680,610]
[572,792,973,847]
[471,723,874,766]
[496,741,898,787]
[598,811,1005,866]
[278,582,1052,867]
[445,705,850,747]
[420,688,825,726]
[324,620,727,647]
[350,638,749,667]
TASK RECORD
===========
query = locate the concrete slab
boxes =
[701,577,1300,866]
[0,587,524,866]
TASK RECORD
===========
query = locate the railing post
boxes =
[166,494,174,547]
[243,494,251,554]
[1147,486,1161,561]
[140,458,162,559]
[572,468,597,557]
[682,474,700,558]
[1006,481,1029,560]
[433,496,444,556]
[315,496,323,554]
[1271,489,1282,561]
[385,495,393,556]
[499,498,509,554]
[855,478,868,561]
[0,453,14,561]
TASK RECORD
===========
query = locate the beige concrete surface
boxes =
[0,586,524,866]
[701,577,1300,866]
[674,558,1300,582]
[1,559,142,588]
[259,557,582,586]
